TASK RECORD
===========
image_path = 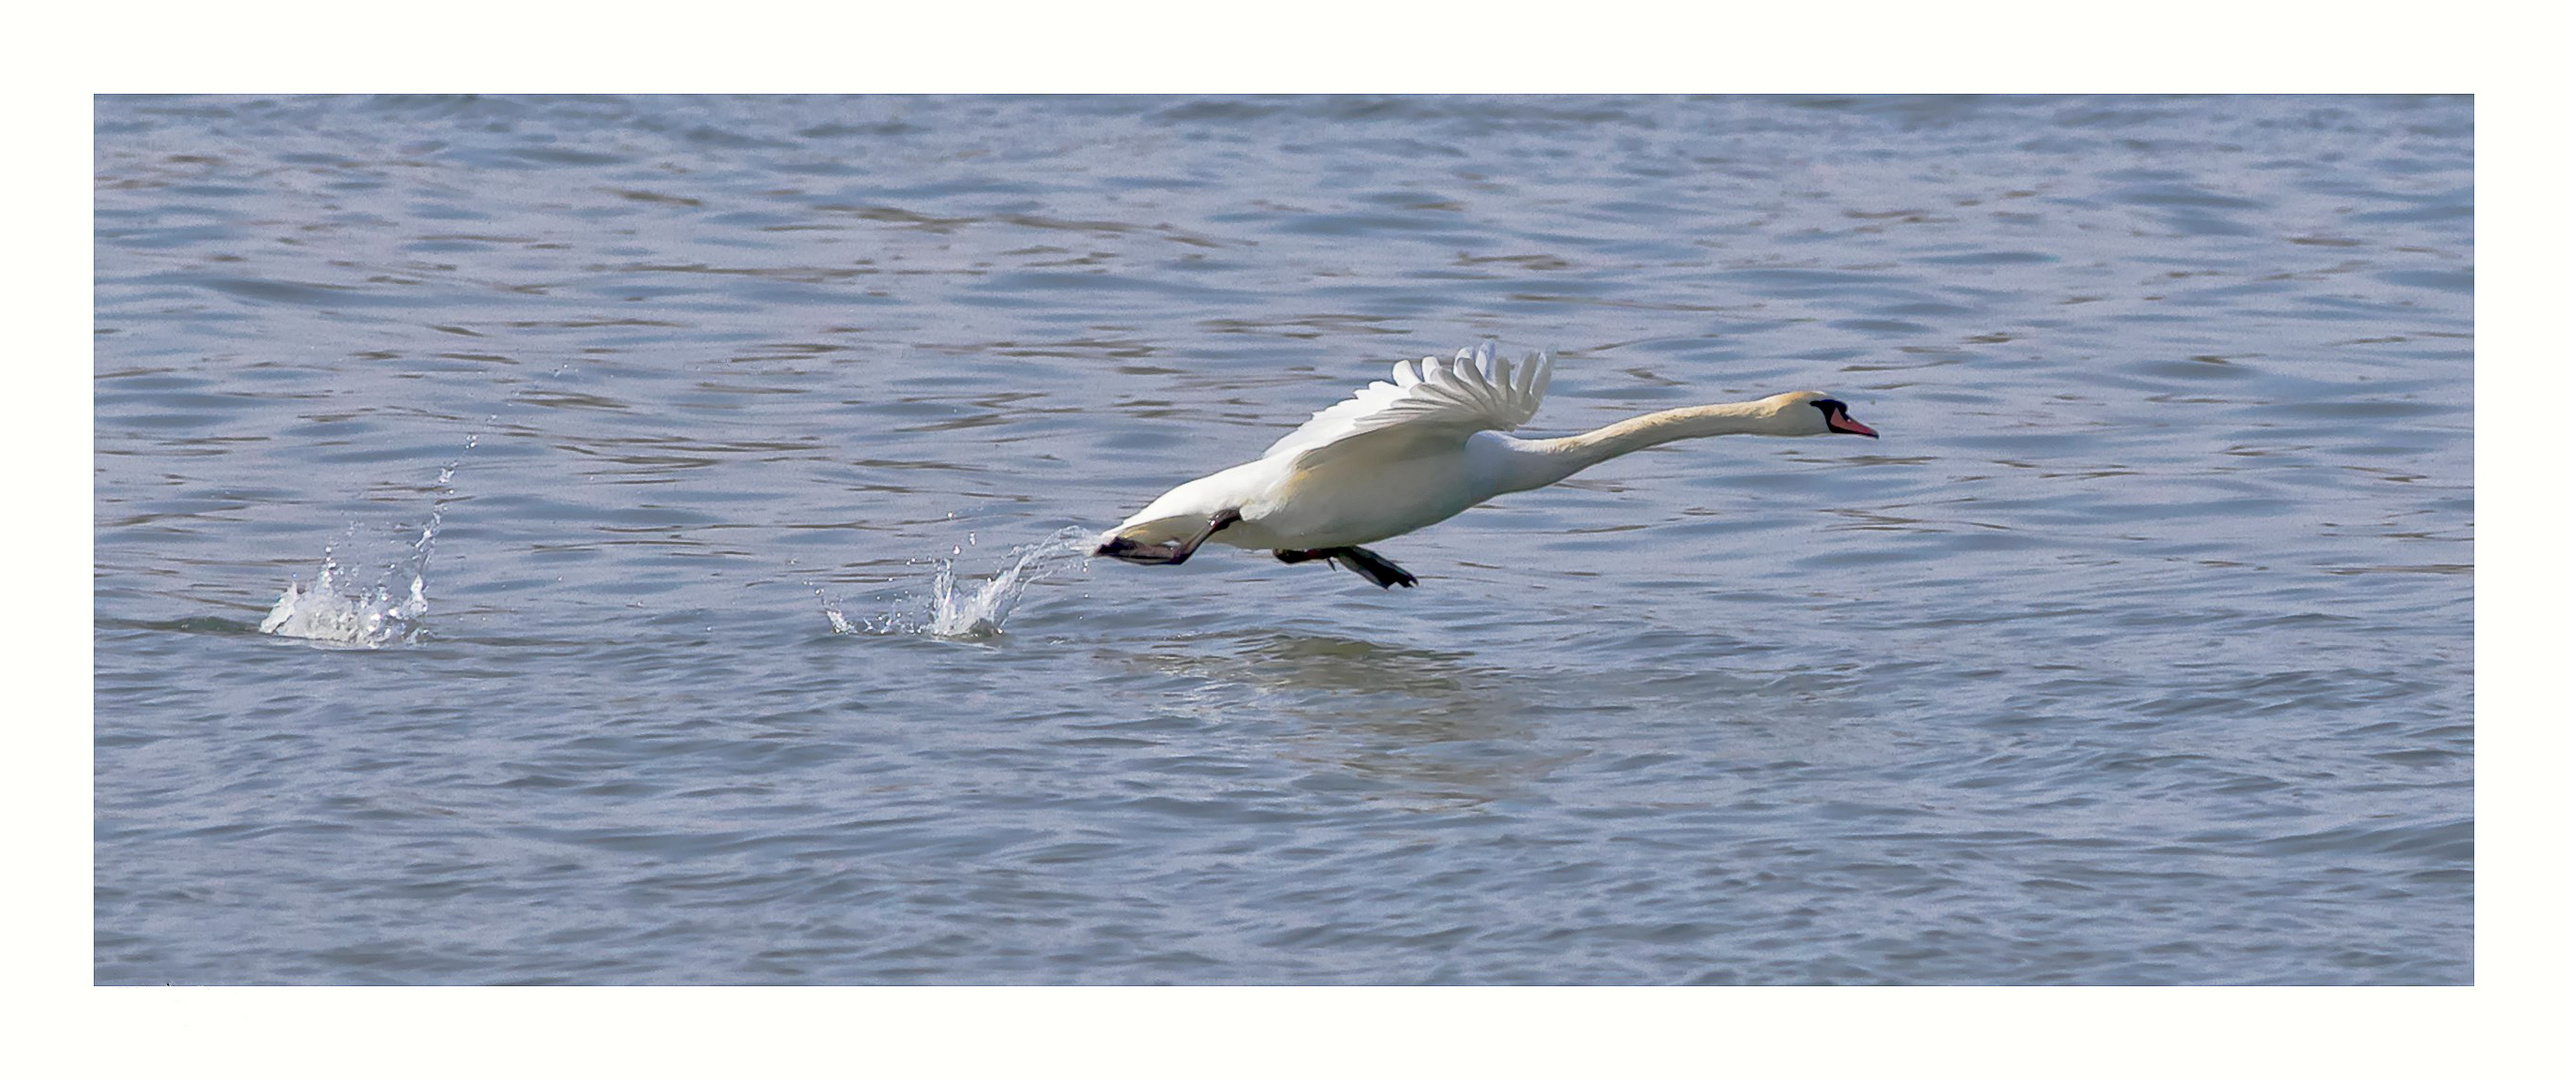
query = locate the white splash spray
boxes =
[261,432,480,648]
[825,525,1097,639]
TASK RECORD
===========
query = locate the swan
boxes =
[1095,342,1878,588]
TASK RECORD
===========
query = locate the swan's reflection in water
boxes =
[1111,631,1562,809]
[1122,628,1861,807]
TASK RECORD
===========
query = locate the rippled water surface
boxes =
[95,95,2472,983]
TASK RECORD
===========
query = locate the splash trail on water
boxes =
[827,526,1098,639]
[260,432,481,648]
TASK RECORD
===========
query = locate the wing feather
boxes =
[1262,343,1554,462]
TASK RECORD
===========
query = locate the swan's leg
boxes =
[1096,508,1240,565]
[1274,545,1417,588]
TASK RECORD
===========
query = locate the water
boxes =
[259,437,477,647]
[94,95,2472,984]
[826,526,1099,638]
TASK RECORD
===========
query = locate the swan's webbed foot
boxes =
[1096,536,1187,564]
[1275,545,1417,589]
[1333,546,1419,588]
[1096,508,1241,566]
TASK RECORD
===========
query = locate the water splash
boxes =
[257,535,430,647]
[261,431,481,648]
[827,525,1097,639]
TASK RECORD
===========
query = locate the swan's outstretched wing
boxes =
[1263,343,1553,463]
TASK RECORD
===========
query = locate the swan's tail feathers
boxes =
[1274,545,1418,589]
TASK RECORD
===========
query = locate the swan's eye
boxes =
[1811,398,1844,416]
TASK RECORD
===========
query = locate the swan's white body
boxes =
[1099,343,1876,586]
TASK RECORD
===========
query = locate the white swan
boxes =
[1096,343,1878,588]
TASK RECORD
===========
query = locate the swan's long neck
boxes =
[1497,401,1791,493]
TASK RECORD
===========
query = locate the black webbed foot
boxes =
[1274,545,1417,588]
[1096,535,1185,564]
[1097,508,1242,566]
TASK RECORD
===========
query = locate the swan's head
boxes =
[1761,391,1879,438]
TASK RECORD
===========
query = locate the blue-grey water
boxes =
[94,95,2472,984]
